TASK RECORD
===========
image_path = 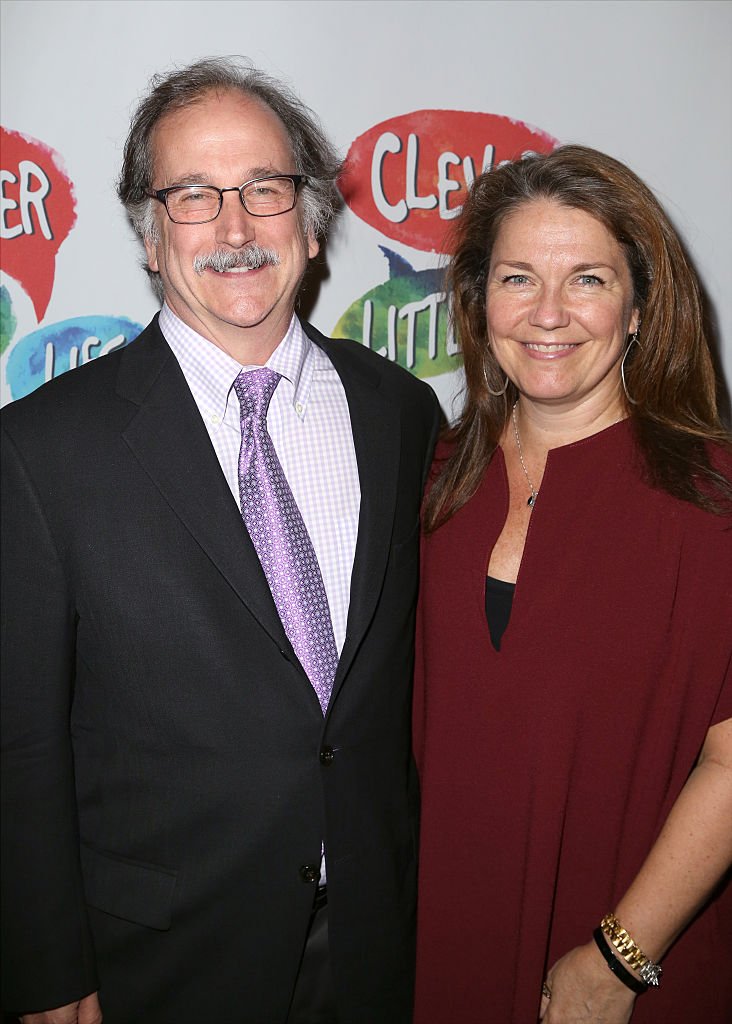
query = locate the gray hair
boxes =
[117,56,343,291]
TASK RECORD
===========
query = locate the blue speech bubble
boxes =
[6,314,144,401]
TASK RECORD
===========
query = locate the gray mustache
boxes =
[193,245,281,274]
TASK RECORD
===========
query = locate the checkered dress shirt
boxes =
[159,304,360,656]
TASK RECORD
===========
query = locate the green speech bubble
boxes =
[333,247,462,379]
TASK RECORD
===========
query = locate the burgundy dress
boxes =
[413,422,732,1024]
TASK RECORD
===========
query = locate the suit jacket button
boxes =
[299,864,319,884]
[319,745,335,765]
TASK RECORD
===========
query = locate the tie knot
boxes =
[234,367,281,422]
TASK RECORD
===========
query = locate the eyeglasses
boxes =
[148,174,307,224]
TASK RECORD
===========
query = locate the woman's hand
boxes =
[539,942,636,1023]
[20,992,102,1024]
[536,718,732,1023]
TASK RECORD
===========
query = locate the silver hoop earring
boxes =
[621,327,641,406]
[483,363,509,397]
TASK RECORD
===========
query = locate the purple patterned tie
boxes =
[234,367,338,712]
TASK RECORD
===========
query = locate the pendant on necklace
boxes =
[512,402,540,512]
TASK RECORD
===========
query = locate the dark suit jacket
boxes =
[1,317,441,1024]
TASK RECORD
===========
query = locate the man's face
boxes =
[144,89,319,362]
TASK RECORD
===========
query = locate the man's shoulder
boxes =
[1,317,164,435]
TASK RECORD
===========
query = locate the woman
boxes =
[413,146,732,1023]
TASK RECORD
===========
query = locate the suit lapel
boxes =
[310,329,402,693]
[116,320,293,658]
[116,319,403,703]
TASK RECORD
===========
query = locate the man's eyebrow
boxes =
[161,172,215,187]
[162,167,289,187]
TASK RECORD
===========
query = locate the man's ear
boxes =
[307,232,320,260]
[144,233,159,273]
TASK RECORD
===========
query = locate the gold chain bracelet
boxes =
[600,913,663,987]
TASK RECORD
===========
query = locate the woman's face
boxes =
[485,199,640,414]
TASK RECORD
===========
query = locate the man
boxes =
[1,58,440,1024]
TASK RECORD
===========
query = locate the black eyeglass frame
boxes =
[147,174,308,223]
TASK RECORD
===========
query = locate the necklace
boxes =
[511,402,539,508]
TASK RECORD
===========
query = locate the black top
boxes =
[485,575,516,651]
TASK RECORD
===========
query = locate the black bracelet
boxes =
[593,927,648,995]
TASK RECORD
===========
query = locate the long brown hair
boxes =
[423,144,731,532]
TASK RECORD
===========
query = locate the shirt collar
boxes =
[264,316,314,418]
[159,304,314,423]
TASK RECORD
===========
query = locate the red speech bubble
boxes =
[1,126,77,322]
[339,110,558,254]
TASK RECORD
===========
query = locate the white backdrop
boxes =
[1,0,731,415]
